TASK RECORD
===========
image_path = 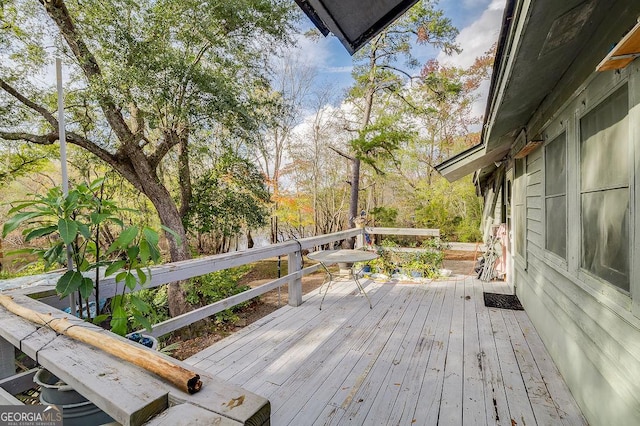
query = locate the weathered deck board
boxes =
[336,285,428,425]
[263,283,398,424]
[388,283,446,425]
[361,283,437,425]
[202,281,369,383]
[474,282,511,426]
[411,277,456,424]
[488,305,538,425]
[502,309,564,424]
[286,284,413,425]
[438,279,465,424]
[188,277,587,425]
[463,277,486,426]
[144,404,241,426]
[512,311,587,426]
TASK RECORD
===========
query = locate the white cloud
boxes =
[323,65,353,74]
[280,33,352,75]
[289,33,332,67]
[278,34,353,78]
[462,0,489,9]
[437,0,505,69]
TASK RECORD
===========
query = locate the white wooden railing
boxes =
[0,227,440,425]
[144,227,439,337]
[1,227,440,338]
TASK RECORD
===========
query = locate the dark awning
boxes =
[294,0,419,54]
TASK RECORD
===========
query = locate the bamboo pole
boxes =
[0,295,202,394]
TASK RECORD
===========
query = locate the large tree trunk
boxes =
[124,147,192,317]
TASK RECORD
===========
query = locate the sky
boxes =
[290,0,506,114]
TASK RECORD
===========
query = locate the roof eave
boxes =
[435,144,511,183]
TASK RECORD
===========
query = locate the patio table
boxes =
[307,249,378,310]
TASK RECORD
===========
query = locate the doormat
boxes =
[483,292,524,310]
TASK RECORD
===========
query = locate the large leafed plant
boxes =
[2,178,176,335]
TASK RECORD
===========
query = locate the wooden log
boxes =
[0,295,202,394]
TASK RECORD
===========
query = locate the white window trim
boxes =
[512,161,527,270]
[577,82,631,295]
[542,129,568,268]
[536,67,637,318]
[629,62,640,318]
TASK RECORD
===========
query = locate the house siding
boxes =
[526,151,543,259]
[509,62,640,425]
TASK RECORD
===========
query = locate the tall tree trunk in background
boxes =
[347,66,376,247]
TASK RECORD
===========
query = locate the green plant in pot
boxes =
[1,178,172,335]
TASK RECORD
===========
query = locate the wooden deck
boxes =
[186,277,587,425]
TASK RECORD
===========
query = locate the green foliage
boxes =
[0,144,57,186]
[414,176,482,241]
[0,260,46,280]
[1,0,298,270]
[184,266,252,325]
[350,114,416,174]
[1,178,169,335]
[366,238,446,279]
[185,151,269,237]
[122,286,170,334]
[369,206,398,227]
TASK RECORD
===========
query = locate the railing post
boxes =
[288,249,303,307]
[354,218,365,249]
[0,337,14,380]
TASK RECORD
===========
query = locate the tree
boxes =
[185,150,270,254]
[341,0,459,236]
[254,53,316,242]
[374,47,495,239]
[410,48,495,183]
[0,0,295,316]
[0,143,57,186]
[287,89,351,237]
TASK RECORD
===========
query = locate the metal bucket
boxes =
[34,369,115,426]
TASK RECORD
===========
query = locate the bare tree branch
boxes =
[0,79,58,127]
[385,88,424,112]
[0,131,56,145]
[0,129,143,193]
[378,64,418,82]
[328,145,355,161]
[40,0,135,149]
[148,131,181,169]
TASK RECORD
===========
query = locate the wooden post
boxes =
[354,218,365,249]
[0,337,14,380]
[288,250,303,307]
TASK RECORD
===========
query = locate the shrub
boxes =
[184,266,252,325]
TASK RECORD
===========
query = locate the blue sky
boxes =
[293,0,505,108]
